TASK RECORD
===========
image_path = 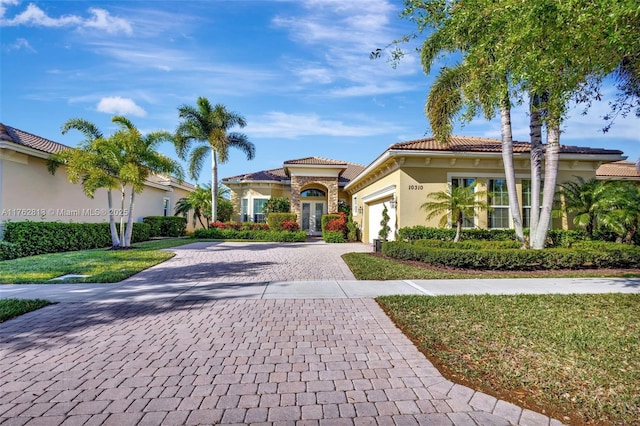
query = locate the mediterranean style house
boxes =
[223,136,628,242]
[0,123,199,234]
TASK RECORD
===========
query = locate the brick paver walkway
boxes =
[0,299,557,425]
[121,241,371,285]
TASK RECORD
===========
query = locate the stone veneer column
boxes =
[290,176,339,226]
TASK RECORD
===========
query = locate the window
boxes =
[163,198,170,217]
[301,189,326,197]
[253,198,268,223]
[241,198,249,222]
[451,178,476,228]
[488,179,509,229]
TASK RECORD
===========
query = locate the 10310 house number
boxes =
[408,185,424,190]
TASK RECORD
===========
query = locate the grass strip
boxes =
[342,252,640,279]
[0,238,197,284]
[0,299,53,322]
[377,293,640,425]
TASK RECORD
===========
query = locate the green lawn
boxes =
[377,293,640,425]
[0,298,53,322]
[343,252,640,279]
[0,238,198,284]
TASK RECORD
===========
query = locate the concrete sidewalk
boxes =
[1,277,639,303]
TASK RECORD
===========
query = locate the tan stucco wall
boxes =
[349,154,606,242]
[1,151,198,233]
[227,183,291,222]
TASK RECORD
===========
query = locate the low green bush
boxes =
[193,228,306,242]
[323,231,345,243]
[2,221,150,258]
[347,221,359,242]
[143,216,187,237]
[267,213,297,231]
[382,241,640,270]
[0,241,20,261]
[414,239,522,250]
[398,226,518,242]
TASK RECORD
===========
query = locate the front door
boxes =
[301,201,326,235]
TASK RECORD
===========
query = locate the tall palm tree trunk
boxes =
[211,150,218,224]
[124,189,136,247]
[532,122,560,249]
[499,96,524,244]
[119,186,126,247]
[529,93,544,248]
[107,189,121,247]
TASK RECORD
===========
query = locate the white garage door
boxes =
[367,201,396,244]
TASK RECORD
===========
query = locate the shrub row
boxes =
[2,221,150,259]
[211,221,270,231]
[397,226,592,248]
[382,240,640,270]
[414,239,523,250]
[143,216,187,238]
[193,228,307,242]
[267,213,297,231]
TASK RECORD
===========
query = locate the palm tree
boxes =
[598,181,640,243]
[49,119,121,247]
[175,184,213,229]
[109,116,183,246]
[557,177,609,239]
[421,182,491,242]
[174,97,255,222]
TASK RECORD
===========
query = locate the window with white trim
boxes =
[252,198,268,223]
[522,180,544,228]
[488,179,509,229]
[451,177,476,228]
[241,198,249,222]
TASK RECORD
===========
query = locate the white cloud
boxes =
[1,3,132,35]
[83,8,132,35]
[96,97,146,117]
[246,111,401,138]
[5,37,35,52]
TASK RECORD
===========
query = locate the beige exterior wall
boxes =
[1,149,199,234]
[348,153,610,242]
[227,183,291,222]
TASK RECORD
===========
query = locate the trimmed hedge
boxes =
[414,239,523,250]
[397,226,591,248]
[323,231,345,243]
[382,240,640,270]
[143,216,187,237]
[322,212,347,243]
[267,213,297,231]
[193,228,307,242]
[211,221,270,231]
[2,221,151,259]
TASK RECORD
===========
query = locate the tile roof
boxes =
[284,157,347,166]
[0,123,70,154]
[596,161,640,178]
[389,135,625,155]
[223,158,366,186]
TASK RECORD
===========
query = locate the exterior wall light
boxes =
[358,206,363,214]
[390,195,397,209]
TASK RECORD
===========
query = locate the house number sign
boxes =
[408,185,424,190]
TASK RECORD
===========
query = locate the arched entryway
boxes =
[300,186,327,235]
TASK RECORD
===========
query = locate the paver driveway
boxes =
[121,241,372,285]
[0,299,556,426]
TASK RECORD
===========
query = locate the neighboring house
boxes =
[596,160,640,181]
[224,136,626,242]
[223,157,365,235]
[0,123,199,234]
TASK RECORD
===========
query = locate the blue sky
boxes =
[2,0,638,186]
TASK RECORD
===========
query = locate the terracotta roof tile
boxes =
[284,157,347,166]
[0,123,70,154]
[389,135,624,155]
[596,161,640,178]
[223,159,366,186]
